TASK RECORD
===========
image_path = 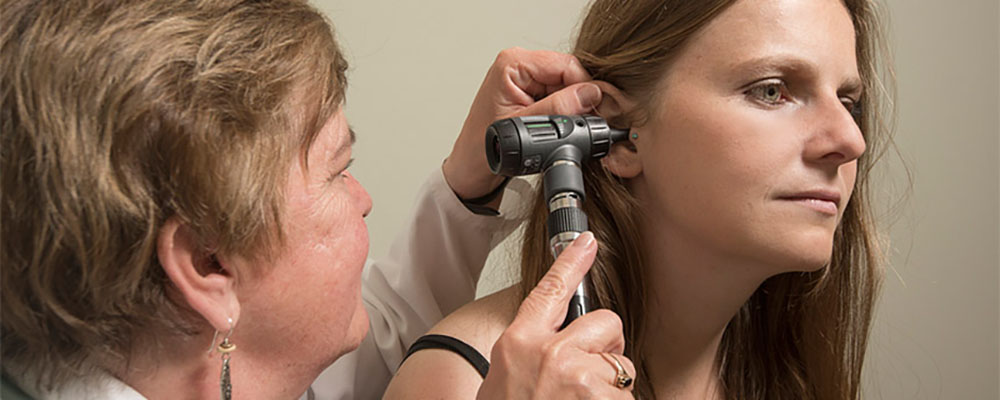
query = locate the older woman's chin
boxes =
[343,301,372,356]
[316,303,371,370]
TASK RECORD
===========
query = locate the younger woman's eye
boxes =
[746,81,787,105]
[841,97,863,122]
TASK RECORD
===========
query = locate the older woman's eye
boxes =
[746,81,787,105]
[326,158,354,183]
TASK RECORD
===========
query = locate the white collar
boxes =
[13,370,146,400]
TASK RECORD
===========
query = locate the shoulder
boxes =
[382,285,521,400]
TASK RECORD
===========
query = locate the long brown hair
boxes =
[518,0,893,398]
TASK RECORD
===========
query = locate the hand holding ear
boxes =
[442,48,603,204]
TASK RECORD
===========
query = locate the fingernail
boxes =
[576,84,601,109]
[573,231,595,249]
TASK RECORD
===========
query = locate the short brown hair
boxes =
[1,0,347,387]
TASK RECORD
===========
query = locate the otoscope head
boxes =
[485,115,628,177]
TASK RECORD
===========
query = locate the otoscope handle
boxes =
[563,284,589,330]
[549,220,591,330]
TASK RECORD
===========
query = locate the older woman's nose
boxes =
[348,172,373,217]
[361,189,373,218]
[803,96,867,166]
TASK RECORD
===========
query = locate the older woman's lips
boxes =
[779,191,841,215]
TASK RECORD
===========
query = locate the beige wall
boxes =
[862,1,999,398]
[315,0,999,398]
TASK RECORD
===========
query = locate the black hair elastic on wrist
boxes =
[459,176,511,216]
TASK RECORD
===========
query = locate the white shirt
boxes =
[13,371,145,400]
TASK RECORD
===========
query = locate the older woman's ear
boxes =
[593,81,643,179]
[157,217,241,333]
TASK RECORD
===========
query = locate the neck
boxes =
[638,219,768,399]
[115,327,315,400]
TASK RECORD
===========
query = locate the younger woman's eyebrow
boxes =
[730,54,863,94]
[839,78,864,97]
[729,55,817,80]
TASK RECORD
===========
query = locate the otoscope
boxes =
[485,115,629,328]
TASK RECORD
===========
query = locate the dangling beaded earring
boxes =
[210,318,237,400]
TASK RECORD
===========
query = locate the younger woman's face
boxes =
[634,0,865,272]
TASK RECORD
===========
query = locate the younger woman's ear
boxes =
[591,81,635,125]
[592,81,643,179]
[157,217,241,333]
[602,139,643,178]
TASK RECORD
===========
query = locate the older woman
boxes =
[1,0,629,399]
[388,0,894,399]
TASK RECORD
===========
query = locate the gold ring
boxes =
[604,353,633,389]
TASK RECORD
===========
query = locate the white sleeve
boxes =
[308,166,522,400]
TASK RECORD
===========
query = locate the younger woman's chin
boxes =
[774,248,835,274]
[755,239,835,275]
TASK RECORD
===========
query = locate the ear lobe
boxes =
[157,217,240,333]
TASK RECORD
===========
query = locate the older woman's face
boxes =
[237,107,372,370]
[635,0,864,272]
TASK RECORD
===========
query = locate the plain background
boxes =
[314,0,999,398]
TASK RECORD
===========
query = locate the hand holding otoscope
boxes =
[485,114,629,327]
[438,49,634,398]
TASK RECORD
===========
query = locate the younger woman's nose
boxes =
[804,96,867,166]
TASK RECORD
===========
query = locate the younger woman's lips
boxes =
[781,197,839,215]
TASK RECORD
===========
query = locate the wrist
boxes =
[442,157,506,200]
[442,158,508,216]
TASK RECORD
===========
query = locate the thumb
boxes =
[511,82,602,118]
[513,232,598,331]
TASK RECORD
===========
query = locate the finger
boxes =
[499,48,591,98]
[512,232,598,331]
[596,353,637,395]
[590,80,629,123]
[556,309,626,355]
[508,82,602,119]
[615,353,637,391]
[553,354,637,398]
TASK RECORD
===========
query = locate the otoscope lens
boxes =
[492,135,501,162]
[485,125,504,174]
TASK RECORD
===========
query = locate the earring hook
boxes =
[208,317,237,355]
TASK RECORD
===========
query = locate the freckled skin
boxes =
[632,0,866,273]
[233,107,373,374]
